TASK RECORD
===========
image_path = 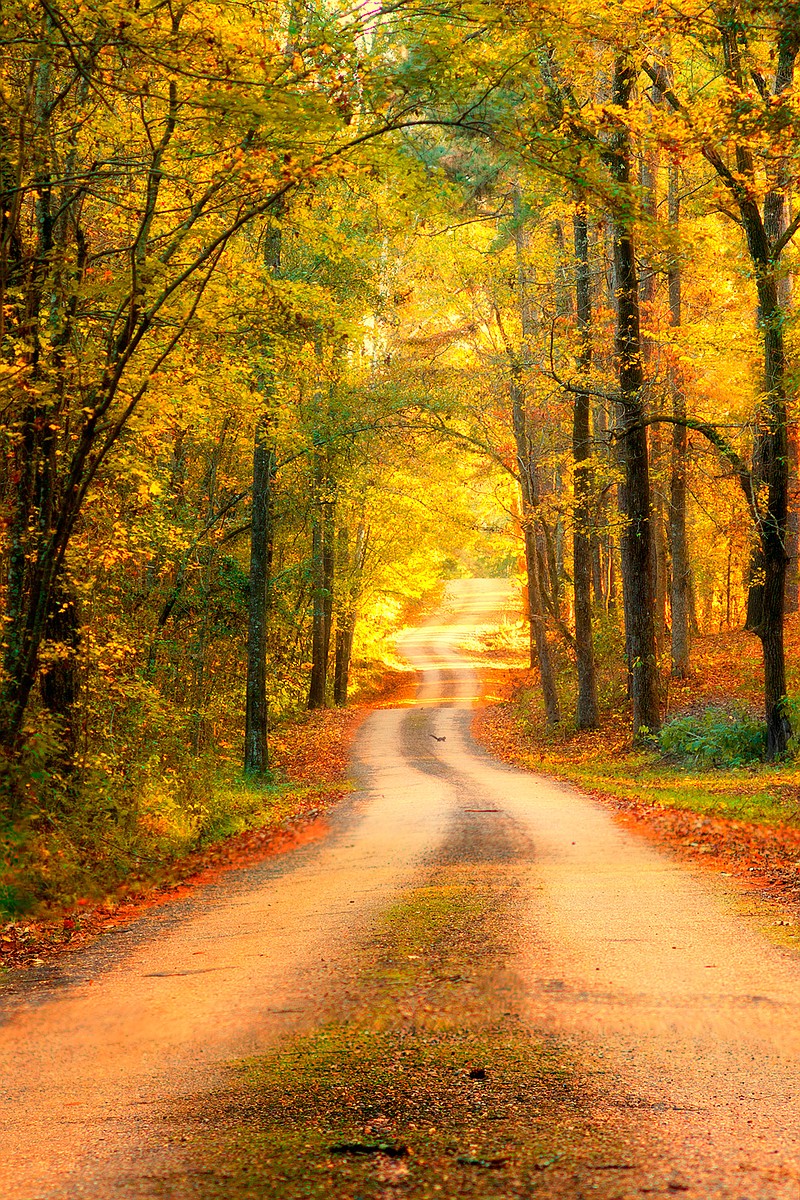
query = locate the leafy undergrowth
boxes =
[152,867,652,1200]
[472,612,800,925]
[1,707,363,970]
[0,590,434,969]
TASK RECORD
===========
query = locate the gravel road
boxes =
[3,578,800,1198]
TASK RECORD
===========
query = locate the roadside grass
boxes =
[0,706,360,962]
[1,584,442,935]
[478,688,800,828]
[157,870,637,1200]
[471,608,800,832]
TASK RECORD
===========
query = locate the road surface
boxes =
[2,578,800,1197]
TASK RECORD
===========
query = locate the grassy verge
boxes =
[467,594,800,830]
[155,866,635,1199]
[1,706,361,965]
[476,677,800,828]
[471,619,800,922]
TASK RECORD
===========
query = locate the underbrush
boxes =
[659,707,766,769]
[471,608,800,830]
[0,707,356,920]
[475,676,800,828]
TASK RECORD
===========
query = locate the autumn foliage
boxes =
[3,0,800,912]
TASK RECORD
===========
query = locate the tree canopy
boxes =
[3,0,800,905]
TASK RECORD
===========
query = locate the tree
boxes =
[572,203,600,728]
[643,5,799,756]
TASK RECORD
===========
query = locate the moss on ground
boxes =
[156,867,632,1199]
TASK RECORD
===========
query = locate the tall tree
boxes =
[606,59,661,739]
[572,204,600,728]
[644,8,799,755]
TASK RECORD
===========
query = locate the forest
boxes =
[2,0,800,916]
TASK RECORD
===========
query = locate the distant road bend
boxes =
[2,578,800,1197]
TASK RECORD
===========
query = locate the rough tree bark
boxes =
[667,163,691,679]
[644,18,798,755]
[572,205,599,728]
[607,59,661,740]
[244,419,276,773]
[244,215,281,774]
[725,20,794,758]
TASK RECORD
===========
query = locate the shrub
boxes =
[659,706,766,769]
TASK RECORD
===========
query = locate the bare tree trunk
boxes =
[522,509,560,725]
[244,216,281,775]
[308,448,334,710]
[511,186,560,723]
[645,20,797,754]
[572,205,599,728]
[743,253,792,756]
[333,521,368,706]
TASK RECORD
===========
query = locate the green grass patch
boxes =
[157,868,630,1199]
[482,682,800,830]
[0,764,349,920]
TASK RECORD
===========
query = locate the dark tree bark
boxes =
[244,215,282,775]
[244,422,275,773]
[667,163,691,679]
[742,240,792,756]
[572,205,599,728]
[607,59,661,741]
[724,20,795,758]
[644,19,798,756]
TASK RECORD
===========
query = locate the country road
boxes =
[3,578,800,1198]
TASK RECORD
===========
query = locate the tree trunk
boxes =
[608,58,660,740]
[510,186,560,721]
[667,164,691,678]
[308,503,327,709]
[333,521,368,707]
[510,383,560,722]
[743,258,791,756]
[572,205,599,728]
[522,512,560,725]
[718,19,794,756]
[244,421,275,774]
[244,215,282,775]
[308,450,334,710]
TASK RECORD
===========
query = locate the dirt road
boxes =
[3,578,800,1198]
